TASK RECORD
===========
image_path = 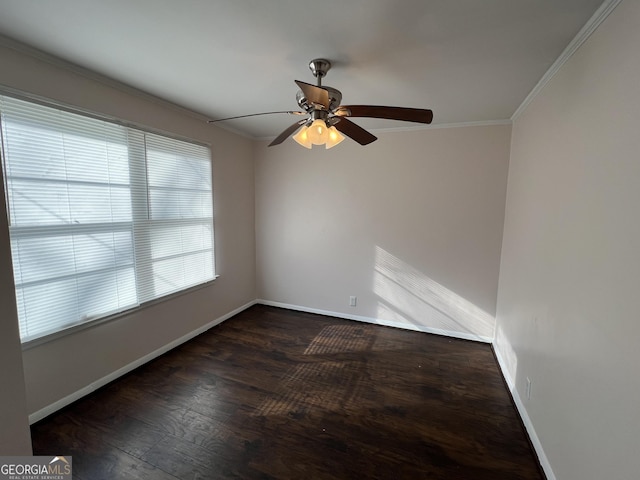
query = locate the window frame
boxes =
[0,89,217,348]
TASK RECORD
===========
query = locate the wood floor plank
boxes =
[31,305,544,479]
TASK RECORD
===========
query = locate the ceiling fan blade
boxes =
[268,119,308,147]
[295,80,330,109]
[333,118,377,145]
[207,110,305,123]
[338,105,433,124]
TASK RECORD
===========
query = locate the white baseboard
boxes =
[493,346,556,480]
[28,300,257,424]
[257,299,492,343]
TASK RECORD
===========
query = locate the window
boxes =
[0,95,215,343]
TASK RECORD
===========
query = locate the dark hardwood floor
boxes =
[31,305,544,479]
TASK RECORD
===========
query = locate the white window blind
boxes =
[0,95,214,343]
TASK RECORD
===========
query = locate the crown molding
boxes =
[256,119,512,142]
[511,0,622,121]
[371,119,512,134]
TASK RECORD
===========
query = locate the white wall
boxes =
[0,40,256,425]
[495,1,640,479]
[255,124,510,341]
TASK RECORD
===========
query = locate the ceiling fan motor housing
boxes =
[297,86,342,112]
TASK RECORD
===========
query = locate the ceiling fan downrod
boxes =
[309,58,331,87]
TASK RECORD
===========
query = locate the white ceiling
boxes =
[0,0,604,139]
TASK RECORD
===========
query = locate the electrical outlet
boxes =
[349,296,357,307]
[526,377,532,400]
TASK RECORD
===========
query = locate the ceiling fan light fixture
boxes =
[325,126,345,149]
[293,120,344,149]
[236,59,434,149]
[293,125,312,148]
[307,118,329,145]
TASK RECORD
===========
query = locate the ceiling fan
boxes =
[208,59,434,148]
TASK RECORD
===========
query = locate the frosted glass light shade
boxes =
[307,119,329,145]
[293,120,345,149]
[293,126,312,148]
[325,126,345,149]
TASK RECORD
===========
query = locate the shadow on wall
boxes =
[373,246,495,341]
